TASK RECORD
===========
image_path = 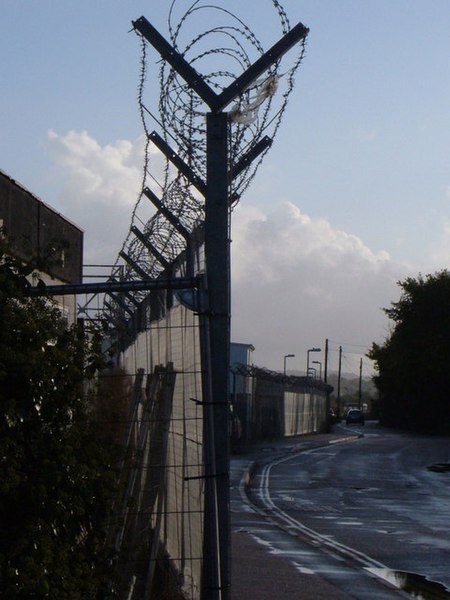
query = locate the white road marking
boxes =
[257,448,390,572]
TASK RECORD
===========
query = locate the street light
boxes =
[283,353,295,375]
[312,360,322,379]
[306,347,321,377]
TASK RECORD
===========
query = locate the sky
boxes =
[1,1,450,376]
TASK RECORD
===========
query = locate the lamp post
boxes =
[358,357,363,410]
[306,347,321,377]
[312,360,322,379]
[283,353,295,375]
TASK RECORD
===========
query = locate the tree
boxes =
[368,270,450,434]
[0,248,119,598]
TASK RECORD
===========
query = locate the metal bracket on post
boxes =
[130,225,171,271]
[106,293,135,318]
[133,16,309,113]
[230,136,273,180]
[141,186,196,277]
[142,187,190,240]
[27,277,199,297]
[132,17,219,109]
[119,250,151,280]
[108,280,142,307]
[149,131,207,196]
[208,21,309,112]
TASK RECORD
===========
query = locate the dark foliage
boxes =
[0,249,119,598]
[368,270,450,434]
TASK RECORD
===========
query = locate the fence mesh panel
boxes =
[107,300,206,600]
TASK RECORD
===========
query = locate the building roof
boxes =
[0,168,83,233]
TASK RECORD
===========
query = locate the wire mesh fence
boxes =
[103,324,332,599]
[102,298,207,600]
[230,364,331,445]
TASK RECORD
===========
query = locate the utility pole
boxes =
[337,346,342,420]
[324,338,329,384]
[133,15,309,600]
[324,338,330,430]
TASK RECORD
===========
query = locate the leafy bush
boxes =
[369,270,450,434]
[0,249,119,598]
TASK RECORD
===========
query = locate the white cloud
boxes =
[46,130,411,376]
[46,130,149,264]
[231,201,408,373]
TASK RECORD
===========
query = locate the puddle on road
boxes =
[366,568,450,599]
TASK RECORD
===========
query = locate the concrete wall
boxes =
[231,367,330,444]
[119,302,205,600]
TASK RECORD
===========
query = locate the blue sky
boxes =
[1,1,450,374]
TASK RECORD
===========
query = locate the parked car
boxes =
[346,408,365,425]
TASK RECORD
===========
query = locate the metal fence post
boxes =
[203,111,231,600]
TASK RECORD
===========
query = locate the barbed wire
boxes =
[231,362,332,393]
[104,0,308,323]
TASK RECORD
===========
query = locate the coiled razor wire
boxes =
[104,0,307,321]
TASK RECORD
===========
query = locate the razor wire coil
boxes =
[103,0,307,326]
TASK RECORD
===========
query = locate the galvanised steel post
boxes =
[204,111,230,600]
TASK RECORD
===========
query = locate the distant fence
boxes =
[230,364,332,445]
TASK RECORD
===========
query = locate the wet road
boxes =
[235,423,450,598]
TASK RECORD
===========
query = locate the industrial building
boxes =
[0,169,83,323]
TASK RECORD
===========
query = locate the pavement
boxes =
[230,430,360,600]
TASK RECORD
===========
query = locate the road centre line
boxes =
[258,447,388,571]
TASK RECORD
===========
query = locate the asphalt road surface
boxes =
[234,422,450,599]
